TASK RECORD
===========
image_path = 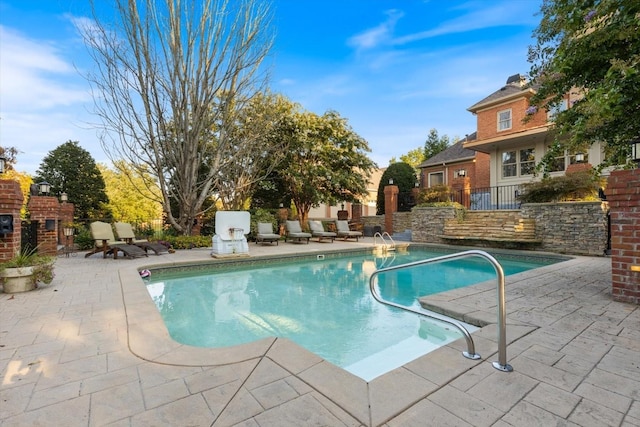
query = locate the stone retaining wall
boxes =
[521,201,608,256]
[409,202,608,256]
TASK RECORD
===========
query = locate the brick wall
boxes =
[476,97,547,140]
[0,179,24,262]
[27,196,60,256]
[606,169,640,304]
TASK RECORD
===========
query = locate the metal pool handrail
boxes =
[368,249,513,372]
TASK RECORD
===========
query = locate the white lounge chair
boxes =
[308,220,336,242]
[114,222,169,255]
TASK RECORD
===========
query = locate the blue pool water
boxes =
[146,249,562,380]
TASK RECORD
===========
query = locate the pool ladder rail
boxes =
[369,249,513,373]
[373,231,396,252]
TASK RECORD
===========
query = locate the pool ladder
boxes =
[373,231,396,252]
[369,249,513,372]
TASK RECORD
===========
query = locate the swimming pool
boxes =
[145,248,564,380]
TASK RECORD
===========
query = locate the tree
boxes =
[376,162,417,215]
[390,147,425,170]
[423,129,450,161]
[216,93,294,210]
[82,0,274,235]
[34,141,109,219]
[0,146,19,172]
[528,0,640,168]
[279,110,376,224]
[99,161,163,223]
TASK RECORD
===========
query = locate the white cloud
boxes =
[0,25,103,174]
[347,9,404,50]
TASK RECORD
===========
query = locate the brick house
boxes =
[463,74,607,188]
[417,134,491,208]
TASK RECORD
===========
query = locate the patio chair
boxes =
[308,220,336,243]
[255,222,280,245]
[84,221,148,259]
[284,220,311,244]
[335,220,363,242]
[114,222,169,255]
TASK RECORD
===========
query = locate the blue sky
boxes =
[0,0,541,175]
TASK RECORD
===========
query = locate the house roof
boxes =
[418,132,478,168]
[467,73,536,112]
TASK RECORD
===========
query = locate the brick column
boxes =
[606,169,640,304]
[27,196,60,256]
[384,184,399,234]
[0,179,24,262]
[351,203,362,224]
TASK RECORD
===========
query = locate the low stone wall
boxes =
[412,207,457,243]
[521,201,608,256]
[393,212,412,233]
[410,202,608,256]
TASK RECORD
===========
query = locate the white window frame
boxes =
[497,109,512,131]
[428,172,444,187]
[501,151,517,178]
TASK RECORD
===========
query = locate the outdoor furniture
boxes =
[255,222,280,245]
[85,221,148,259]
[284,220,311,244]
[308,220,336,242]
[114,222,169,255]
[335,220,363,241]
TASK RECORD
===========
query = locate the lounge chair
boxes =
[85,221,148,259]
[308,220,336,242]
[114,222,169,255]
[335,220,363,241]
[284,220,311,244]
[255,222,280,245]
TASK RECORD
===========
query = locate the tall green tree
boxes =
[423,129,451,161]
[528,0,640,168]
[34,141,109,219]
[279,110,377,224]
[99,161,163,223]
[82,0,274,235]
[376,162,417,215]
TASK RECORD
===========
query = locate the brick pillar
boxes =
[58,202,75,246]
[384,185,399,234]
[606,169,640,304]
[351,203,362,224]
[27,196,60,256]
[0,179,24,262]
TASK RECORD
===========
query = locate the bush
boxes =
[247,208,278,242]
[417,184,452,203]
[161,235,210,249]
[518,170,603,203]
[74,225,95,250]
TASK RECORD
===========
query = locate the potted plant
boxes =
[0,248,55,293]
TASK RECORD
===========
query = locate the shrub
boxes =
[248,208,278,241]
[162,235,210,249]
[518,170,603,203]
[74,225,95,250]
[417,184,452,203]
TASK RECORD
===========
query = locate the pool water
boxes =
[146,249,561,380]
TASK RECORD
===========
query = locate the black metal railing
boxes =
[450,184,524,210]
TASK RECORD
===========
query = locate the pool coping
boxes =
[119,244,571,425]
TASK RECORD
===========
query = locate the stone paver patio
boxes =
[1,239,638,426]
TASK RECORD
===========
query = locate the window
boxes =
[502,151,517,177]
[520,148,536,175]
[501,148,535,178]
[547,99,568,121]
[498,109,512,131]
[429,172,444,187]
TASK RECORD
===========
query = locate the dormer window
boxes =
[498,109,512,131]
[547,99,568,121]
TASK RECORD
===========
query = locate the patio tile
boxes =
[428,384,503,427]
[502,400,580,426]
[523,382,581,418]
[568,398,625,427]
